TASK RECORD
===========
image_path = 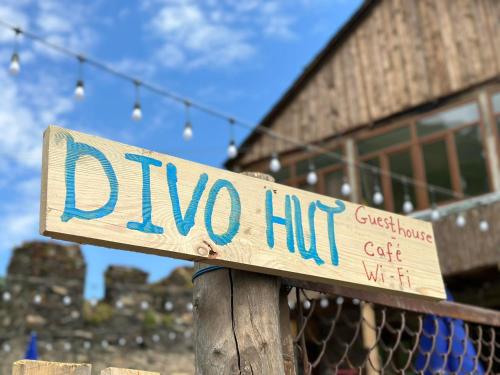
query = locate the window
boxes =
[357,126,411,156]
[388,150,416,213]
[355,100,491,212]
[416,103,479,137]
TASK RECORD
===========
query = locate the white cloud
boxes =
[145,0,299,69]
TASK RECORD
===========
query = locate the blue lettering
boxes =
[125,153,163,234]
[316,199,346,266]
[292,196,324,266]
[61,135,118,222]
[204,179,241,245]
[166,162,208,236]
[265,190,294,252]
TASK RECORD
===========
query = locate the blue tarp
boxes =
[24,332,38,360]
[414,292,484,374]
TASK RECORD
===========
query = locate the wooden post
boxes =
[12,360,91,375]
[361,302,382,374]
[101,368,159,375]
[193,172,288,375]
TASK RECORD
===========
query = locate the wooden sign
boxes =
[40,126,446,300]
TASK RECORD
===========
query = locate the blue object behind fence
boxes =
[24,332,38,360]
[415,292,484,374]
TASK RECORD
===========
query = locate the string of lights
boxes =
[0,19,491,229]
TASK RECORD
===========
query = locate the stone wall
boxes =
[0,241,194,374]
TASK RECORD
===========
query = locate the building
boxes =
[227,0,500,308]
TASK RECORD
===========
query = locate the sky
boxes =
[0,0,362,299]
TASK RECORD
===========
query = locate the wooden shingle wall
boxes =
[239,0,500,166]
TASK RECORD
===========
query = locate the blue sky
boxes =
[0,0,362,299]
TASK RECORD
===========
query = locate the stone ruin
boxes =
[0,241,195,374]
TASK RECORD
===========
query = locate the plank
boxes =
[101,368,159,375]
[40,126,446,300]
[12,360,91,375]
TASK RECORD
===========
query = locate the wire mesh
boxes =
[290,287,500,375]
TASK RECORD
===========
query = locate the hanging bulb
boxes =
[9,52,20,75]
[306,162,318,186]
[479,220,489,232]
[320,297,329,309]
[341,180,351,197]
[183,121,193,140]
[303,300,311,310]
[2,291,11,302]
[132,102,142,121]
[118,337,126,346]
[74,80,85,100]
[227,140,238,159]
[456,213,466,228]
[430,208,440,222]
[373,186,384,206]
[152,334,160,343]
[33,294,42,305]
[402,195,414,214]
[269,153,281,173]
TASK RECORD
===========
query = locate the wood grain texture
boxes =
[41,126,445,300]
[100,368,159,375]
[12,360,91,375]
[236,0,500,166]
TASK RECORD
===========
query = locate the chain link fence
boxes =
[285,281,500,375]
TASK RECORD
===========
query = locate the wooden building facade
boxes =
[228,0,500,306]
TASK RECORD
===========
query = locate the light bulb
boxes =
[456,213,466,228]
[430,208,440,221]
[479,220,489,232]
[140,301,149,310]
[63,295,72,306]
[90,298,98,307]
[74,80,85,100]
[336,296,344,305]
[341,182,351,197]
[320,298,329,308]
[101,340,109,348]
[402,197,414,214]
[307,169,318,186]
[118,337,126,346]
[136,336,144,344]
[227,140,238,159]
[2,291,11,302]
[9,53,20,75]
[152,334,160,343]
[164,301,173,311]
[132,102,142,121]
[373,190,384,206]
[83,341,91,350]
[269,153,281,173]
[115,300,123,309]
[303,300,311,310]
[64,342,72,351]
[168,332,176,340]
[186,302,193,312]
[183,122,193,141]
[45,343,53,351]
[33,294,42,304]
[2,343,11,352]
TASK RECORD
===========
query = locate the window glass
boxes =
[357,126,411,156]
[417,103,479,137]
[454,126,489,196]
[492,92,500,113]
[388,149,416,213]
[324,169,344,198]
[296,152,342,176]
[269,166,291,183]
[422,140,453,202]
[359,158,382,207]
[298,181,315,193]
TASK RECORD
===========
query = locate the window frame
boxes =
[355,97,491,211]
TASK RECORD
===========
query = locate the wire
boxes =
[0,19,467,201]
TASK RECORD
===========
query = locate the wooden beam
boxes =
[12,360,91,375]
[100,368,159,375]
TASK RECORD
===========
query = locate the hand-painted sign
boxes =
[40,126,446,300]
